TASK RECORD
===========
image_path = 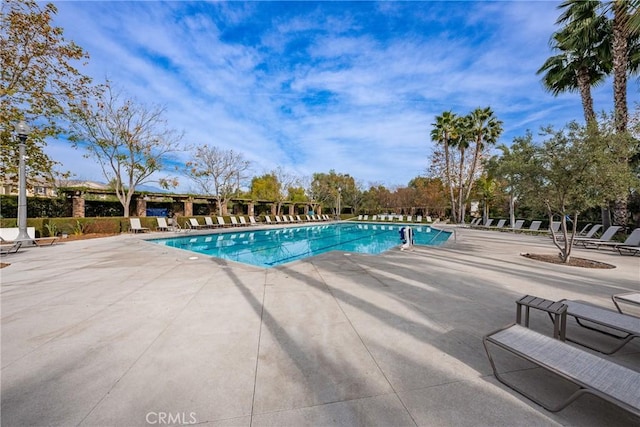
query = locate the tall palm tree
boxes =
[430,111,460,222]
[539,1,611,125]
[461,107,503,223]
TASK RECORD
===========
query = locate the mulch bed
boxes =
[521,253,615,269]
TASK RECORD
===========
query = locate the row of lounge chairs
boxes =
[484,293,640,417]
[130,214,332,233]
[356,214,433,223]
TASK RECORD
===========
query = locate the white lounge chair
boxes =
[493,219,507,229]
[156,217,170,231]
[204,217,216,228]
[264,216,272,224]
[239,216,248,226]
[130,218,150,233]
[249,216,258,225]
[187,218,207,230]
[230,216,240,227]
[217,216,227,227]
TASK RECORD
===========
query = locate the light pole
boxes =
[337,187,341,220]
[16,121,32,245]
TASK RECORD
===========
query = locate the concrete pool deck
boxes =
[1,224,639,426]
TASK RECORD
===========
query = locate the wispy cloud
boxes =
[48,1,638,191]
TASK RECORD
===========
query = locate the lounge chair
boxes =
[549,222,561,233]
[584,228,640,250]
[156,217,170,231]
[130,218,150,233]
[363,215,369,221]
[511,219,524,230]
[612,292,640,314]
[357,215,363,220]
[239,216,248,226]
[573,225,621,247]
[407,215,412,222]
[416,215,423,222]
[264,216,272,224]
[558,299,640,354]
[249,216,258,225]
[230,216,240,227]
[577,223,593,236]
[493,219,507,229]
[527,220,542,231]
[484,323,640,416]
[481,219,494,228]
[217,216,227,227]
[426,216,433,223]
[296,215,303,222]
[274,216,282,223]
[617,245,640,256]
[0,241,22,255]
[187,218,207,230]
[204,217,217,228]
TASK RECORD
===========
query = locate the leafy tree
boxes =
[287,186,307,203]
[1,0,93,184]
[310,170,356,215]
[408,176,448,217]
[250,173,278,201]
[506,122,637,263]
[69,83,183,217]
[186,145,250,215]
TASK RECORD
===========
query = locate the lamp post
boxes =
[337,187,341,220]
[16,121,32,245]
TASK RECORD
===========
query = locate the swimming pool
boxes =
[149,223,451,268]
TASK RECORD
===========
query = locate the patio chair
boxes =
[264,216,272,224]
[239,216,248,226]
[249,216,258,225]
[189,218,209,230]
[296,215,304,223]
[363,215,369,221]
[426,216,433,222]
[481,218,494,228]
[573,225,621,247]
[612,292,640,314]
[204,217,217,228]
[512,219,525,230]
[156,217,169,231]
[557,299,640,355]
[484,323,640,416]
[577,223,593,236]
[0,241,22,255]
[493,219,507,229]
[275,215,283,223]
[527,220,542,231]
[584,228,640,251]
[617,245,640,256]
[217,216,227,227]
[357,215,363,220]
[229,216,240,227]
[130,218,150,233]
[416,215,423,222]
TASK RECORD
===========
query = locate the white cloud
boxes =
[46,1,639,193]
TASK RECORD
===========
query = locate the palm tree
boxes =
[430,111,460,222]
[461,107,503,223]
[539,1,611,125]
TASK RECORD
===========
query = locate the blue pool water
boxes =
[149,223,451,268]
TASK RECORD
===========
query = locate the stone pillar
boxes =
[304,205,309,215]
[289,204,295,215]
[72,193,85,218]
[271,204,276,215]
[184,200,193,217]
[248,202,255,216]
[136,198,147,217]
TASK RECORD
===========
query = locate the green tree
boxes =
[537,1,611,125]
[1,0,94,184]
[310,170,356,215]
[250,173,278,201]
[508,122,637,263]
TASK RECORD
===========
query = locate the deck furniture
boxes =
[558,299,640,354]
[484,295,640,416]
[612,292,640,314]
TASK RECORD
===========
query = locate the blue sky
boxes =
[47,1,639,192]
